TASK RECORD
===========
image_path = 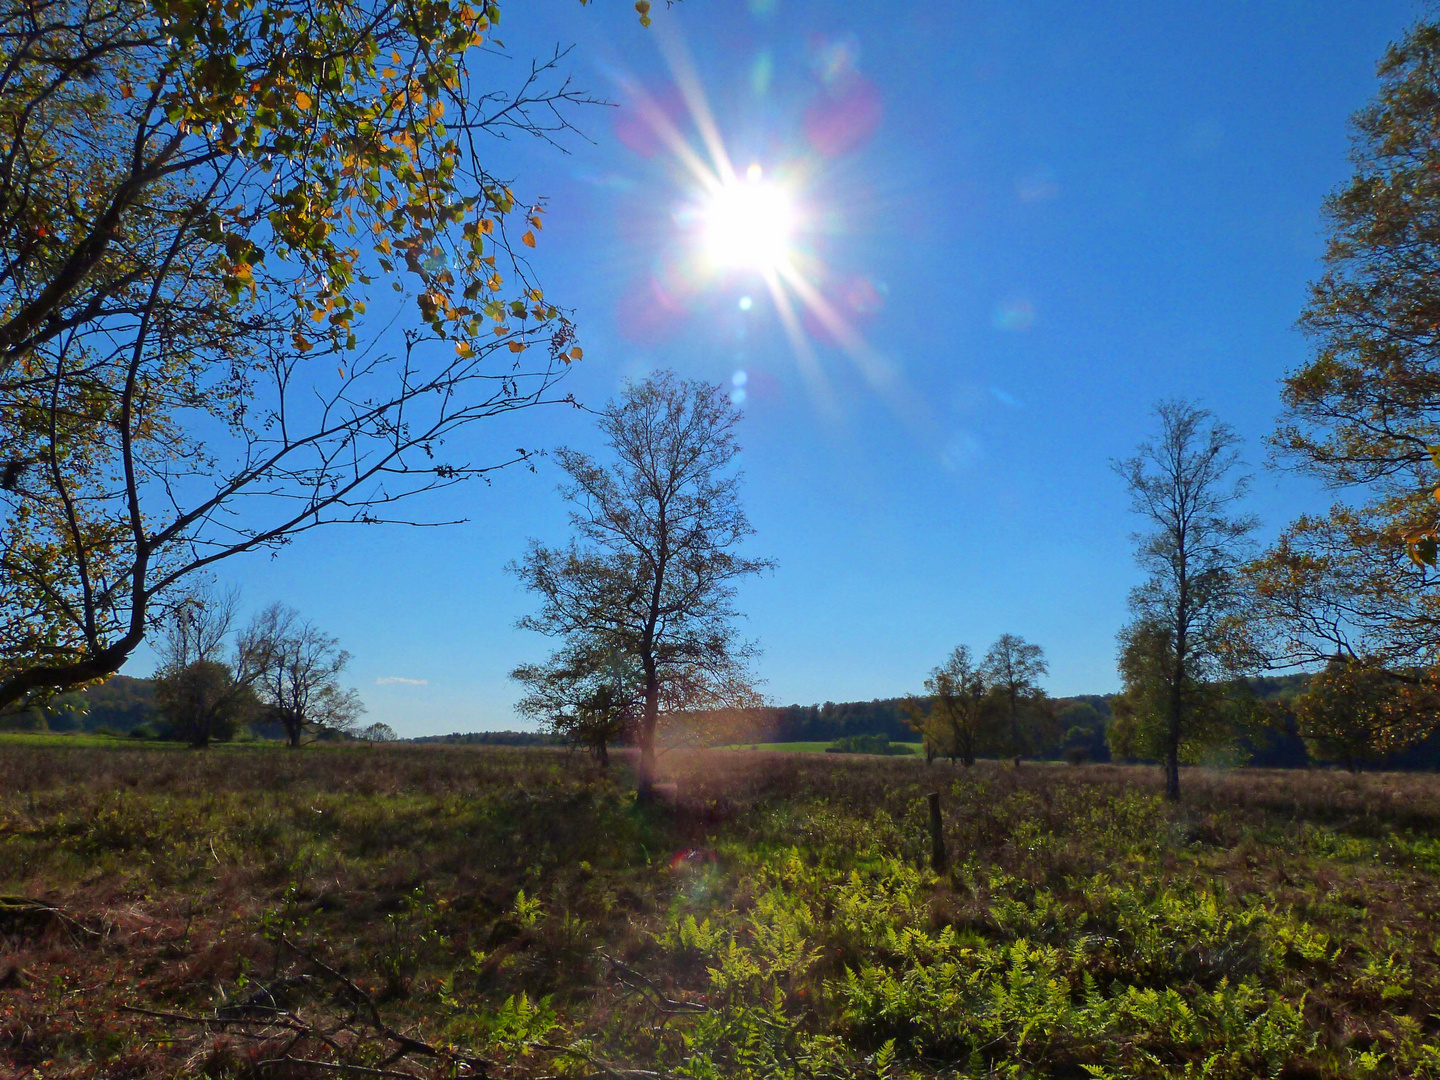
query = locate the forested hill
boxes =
[703,694,1116,761]
[5,676,1314,763]
[3,675,155,733]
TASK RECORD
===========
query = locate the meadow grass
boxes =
[2,744,1439,1078]
[714,741,923,754]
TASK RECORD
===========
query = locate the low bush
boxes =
[827,733,914,755]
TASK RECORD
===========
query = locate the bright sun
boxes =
[702,166,795,271]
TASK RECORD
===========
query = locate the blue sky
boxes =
[149,0,1420,735]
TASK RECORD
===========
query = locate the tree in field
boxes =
[241,604,364,747]
[910,645,994,767]
[1107,621,1248,769]
[510,371,773,797]
[0,0,638,712]
[1290,656,1440,771]
[152,592,260,746]
[1244,18,1440,670]
[154,660,261,747]
[1114,400,1257,799]
[512,642,642,765]
[982,633,1051,766]
[360,722,398,743]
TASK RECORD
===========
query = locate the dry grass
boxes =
[1,744,1439,1078]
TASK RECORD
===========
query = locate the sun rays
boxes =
[609,25,925,424]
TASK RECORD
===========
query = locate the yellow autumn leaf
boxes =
[521,231,536,248]
[508,341,526,353]
[455,341,474,358]
[296,90,313,110]
[569,346,583,361]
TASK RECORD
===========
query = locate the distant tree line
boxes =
[410,732,562,747]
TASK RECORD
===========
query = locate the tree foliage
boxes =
[512,641,641,765]
[0,0,615,710]
[153,657,258,746]
[982,633,1051,765]
[1293,655,1440,771]
[510,371,773,795]
[1247,18,1440,669]
[911,645,995,767]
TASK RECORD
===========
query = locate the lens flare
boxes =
[702,171,795,271]
[608,24,930,433]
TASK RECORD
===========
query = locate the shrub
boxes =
[826,734,912,755]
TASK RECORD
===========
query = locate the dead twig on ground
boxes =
[280,935,493,1075]
[533,1041,666,1079]
[0,895,101,941]
[255,1056,425,1080]
[601,953,707,1015]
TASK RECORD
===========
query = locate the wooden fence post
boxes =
[928,791,947,872]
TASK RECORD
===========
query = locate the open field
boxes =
[715,741,923,755]
[3,744,1440,1078]
[0,732,190,750]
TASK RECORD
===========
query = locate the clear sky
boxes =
[139,0,1422,735]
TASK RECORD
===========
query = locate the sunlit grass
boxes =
[3,746,1440,1077]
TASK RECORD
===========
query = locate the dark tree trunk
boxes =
[596,740,609,767]
[1166,625,1186,801]
[637,667,659,799]
[928,791,947,872]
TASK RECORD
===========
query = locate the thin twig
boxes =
[533,1042,665,1079]
[255,1057,424,1080]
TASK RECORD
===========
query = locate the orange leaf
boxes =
[508,341,526,353]
[521,231,536,248]
[296,90,313,110]
[569,346,583,361]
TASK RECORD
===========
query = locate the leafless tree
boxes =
[241,604,363,746]
[510,371,773,797]
[157,588,241,671]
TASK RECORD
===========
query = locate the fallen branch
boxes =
[280,935,493,1075]
[601,954,706,1015]
[255,1056,424,1080]
[533,1041,666,1079]
[118,1003,311,1033]
[0,895,101,940]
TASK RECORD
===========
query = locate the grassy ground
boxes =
[0,731,186,749]
[715,741,923,754]
[3,744,1440,1078]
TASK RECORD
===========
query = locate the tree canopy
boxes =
[0,0,617,710]
[1248,19,1440,670]
[1114,399,1256,798]
[510,370,772,796]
